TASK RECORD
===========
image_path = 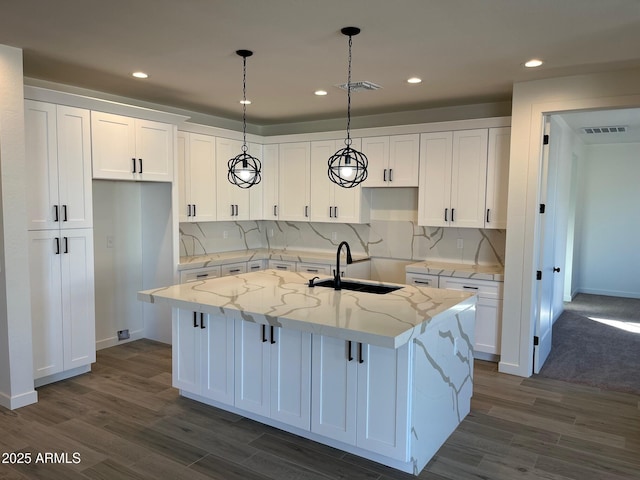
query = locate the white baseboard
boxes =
[576,288,640,299]
[0,389,38,410]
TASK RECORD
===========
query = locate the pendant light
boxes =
[327,27,368,188]
[228,49,262,188]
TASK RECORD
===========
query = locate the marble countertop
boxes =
[405,261,504,282]
[179,248,370,271]
[139,269,476,349]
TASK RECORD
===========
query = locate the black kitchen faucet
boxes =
[334,241,353,290]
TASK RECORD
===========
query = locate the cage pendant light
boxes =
[228,49,262,188]
[328,27,368,188]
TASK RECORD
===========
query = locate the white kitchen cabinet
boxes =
[25,101,93,230]
[215,138,258,221]
[173,308,235,405]
[297,262,332,276]
[485,127,511,229]
[311,335,411,461]
[221,262,247,277]
[278,142,311,222]
[362,134,420,187]
[310,139,370,223]
[179,266,221,283]
[260,144,280,220]
[235,322,312,430]
[91,111,173,182]
[29,229,95,381]
[405,273,439,288]
[247,259,266,273]
[177,132,216,222]
[268,259,296,272]
[418,129,488,228]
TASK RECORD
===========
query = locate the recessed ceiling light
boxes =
[240,99,251,105]
[132,71,149,79]
[407,77,422,84]
[524,59,543,68]
[315,90,328,96]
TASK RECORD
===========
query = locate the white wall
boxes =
[573,143,640,298]
[0,45,37,409]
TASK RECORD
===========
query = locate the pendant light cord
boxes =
[242,55,248,153]
[345,34,353,146]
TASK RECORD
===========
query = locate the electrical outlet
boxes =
[223,230,228,239]
[456,238,463,249]
[107,235,114,248]
[117,329,130,341]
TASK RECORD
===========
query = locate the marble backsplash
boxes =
[180,220,505,266]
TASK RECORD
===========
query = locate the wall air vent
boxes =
[336,81,382,92]
[581,126,627,134]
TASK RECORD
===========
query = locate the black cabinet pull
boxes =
[334,206,338,218]
[54,205,59,222]
[63,237,68,254]
[274,205,277,217]
[463,286,479,290]
[193,311,198,328]
[276,265,287,270]
[304,205,309,217]
[383,169,387,182]
[62,205,68,222]
[200,312,205,329]
[347,341,353,362]
[262,324,267,342]
[329,206,333,218]
[444,208,448,222]
[235,204,239,216]
[132,158,136,173]
[451,208,455,222]
[196,273,209,278]
[270,326,276,344]
[389,168,393,182]
[138,158,143,174]
[193,204,196,217]
[358,342,364,364]
[187,204,191,217]
[486,208,490,223]
[229,269,241,273]
[54,237,60,255]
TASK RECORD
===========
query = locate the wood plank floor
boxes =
[1,339,638,479]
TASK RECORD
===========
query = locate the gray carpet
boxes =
[536,293,640,394]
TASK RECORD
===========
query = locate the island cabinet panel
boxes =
[311,335,411,461]
[173,308,235,405]
[235,321,312,430]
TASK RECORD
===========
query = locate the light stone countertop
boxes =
[179,248,370,271]
[405,261,504,281]
[139,269,476,349]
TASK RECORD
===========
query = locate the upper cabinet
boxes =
[25,100,93,230]
[485,127,511,229]
[91,111,173,182]
[215,138,258,221]
[278,142,311,222]
[309,139,370,223]
[418,129,488,228]
[178,131,216,223]
[259,144,280,220]
[361,134,420,187]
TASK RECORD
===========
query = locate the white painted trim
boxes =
[34,365,91,388]
[577,288,640,300]
[0,389,38,410]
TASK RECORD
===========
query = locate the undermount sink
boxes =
[312,279,403,295]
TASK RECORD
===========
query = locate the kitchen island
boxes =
[139,269,476,475]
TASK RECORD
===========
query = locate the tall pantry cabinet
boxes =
[25,100,96,386]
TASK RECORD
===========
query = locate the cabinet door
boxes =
[29,230,64,379]
[357,342,411,461]
[189,133,217,222]
[418,132,453,227]
[91,111,137,180]
[361,136,389,187]
[388,134,420,186]
[177,132,190,222]
[475,298,501,355]
[135,119,173,182]
[405,273,439,288]
[278,142,310,222]
[248,142,264,220]
[311,335,357,444]
[216,138,251,221]
[450,129,488,228]
[332,139,365,223]
[234,320,270,417]
[310,140,336,222]
[270,328,311,429]
[25,101,59,230]
[60,229,96,370]
[202,314,235,404]
[261,144,280,219]
[56,106,93,229]
[221,262,247,277]
[485,127,510,229]
[173,309,201,393]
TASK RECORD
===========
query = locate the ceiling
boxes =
[2,0,640,126]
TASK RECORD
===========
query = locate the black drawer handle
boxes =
[270,326,276,344]
[358,342,364,364]
[62,205,68,222]
[414,280,432,285]
[229,269,241,273]
[444,208,448,222]
[276,265,288,270]
[196,273,209,278]
[54,205,59,222]
[347,341,353,362]
[262,325,267,342]
[463,286,479,290]
[132,158,136,173]
[138,158,143,174]
[193,311,198,328]
[200,313,205,329]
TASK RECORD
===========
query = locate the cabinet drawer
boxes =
[405,273,439,288]
[247,260,266,272]
[221,262,247,277]
[439,277,503,299]
[180,266,221,283]
[297,262,331,275]
[268,260,296,271]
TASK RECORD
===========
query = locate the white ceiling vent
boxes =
[581,126,627,134]
[336,81,382,92]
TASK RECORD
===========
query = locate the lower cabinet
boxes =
[173,308,235,405]
[311,334,411,461]
[235,321,312,430]
[29,229,96,382]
